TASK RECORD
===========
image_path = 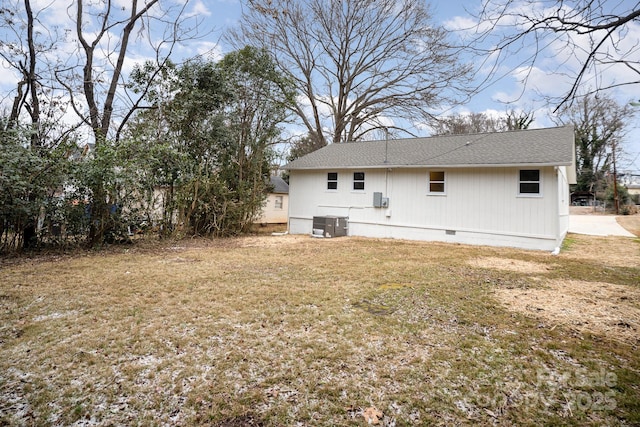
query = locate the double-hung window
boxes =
[519,169,541,195]
[327,172,338,190]
[353,172,365,190]
[428,171,445,194]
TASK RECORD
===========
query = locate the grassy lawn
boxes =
[1,234,639,426]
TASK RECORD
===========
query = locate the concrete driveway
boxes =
[569,215,636,237]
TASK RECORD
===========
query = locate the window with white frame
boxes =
[274,195,283,209]
[519,169,541,194]
[428,171,445,193]
[353,172,365,190]
[327,172,338,190]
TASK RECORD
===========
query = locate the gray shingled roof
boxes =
[284,126,575,170]
[270,176,289,193]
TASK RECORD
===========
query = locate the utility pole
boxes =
[612,138,619,215]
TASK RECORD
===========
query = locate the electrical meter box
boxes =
[373,192,389,208]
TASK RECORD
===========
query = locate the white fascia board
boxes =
[286,162,572,171]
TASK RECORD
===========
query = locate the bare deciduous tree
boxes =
[433,112,503,135]
[233,0,472,147]
[52,0,205,243]
[432,109,534,135]
[1,0,66,248]
[553,93,635,193]
[2,0,205,246]
[1,0,56,143]
[474,0,640,111]
[54,0,204,145]
[505,109,534,131]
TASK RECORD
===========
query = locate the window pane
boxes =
[428,171,445,193]
[430,171,445,181]
[327,172,338,190]
[520,183,540,193]
[520,170,539,181]
[430,183,445,192]
[353,172,365,190]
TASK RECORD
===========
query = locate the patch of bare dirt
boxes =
[495,279,640,344]
[616,215,640,237]
[468,257,555,274]
[237,234,308,247]
[560,235,640,268]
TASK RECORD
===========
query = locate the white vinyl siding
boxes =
[288,166,561,250]
[256,193,288,224]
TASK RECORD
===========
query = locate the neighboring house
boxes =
[284,126,576,251]
[627,185,640,205]
[620,173,640,203]
[627,184,640,197]
[256,176,289,224]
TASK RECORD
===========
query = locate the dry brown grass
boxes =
[467,257,556,274]
[495,279,640,344]
[616,214,640,237]
[1,234,639,426]
[558,233,640,268]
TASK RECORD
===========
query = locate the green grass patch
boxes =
[561,235,577,251]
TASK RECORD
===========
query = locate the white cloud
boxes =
[188,0,212,17]
[194,41,224,60]
[32,0,71,27]
[443,15,493,35]
[0,58,21,88]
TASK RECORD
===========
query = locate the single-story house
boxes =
[283,126,576,251]
[255,175,289,224]
[626,184,640,205]
[628,184,640,196]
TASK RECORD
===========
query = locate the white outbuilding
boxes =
[284,126,576,251]
[255,176,290,225]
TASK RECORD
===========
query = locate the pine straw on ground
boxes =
[1,233,639,426]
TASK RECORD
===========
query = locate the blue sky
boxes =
[1,0,638,171]
[218,0,640,173]
[201,0,640,171]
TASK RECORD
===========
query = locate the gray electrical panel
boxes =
[373,192,383,207]
[312,216,348,238]
[373,192,389,208]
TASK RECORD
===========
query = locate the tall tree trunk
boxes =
[76,0,159,245]
[22,0,41,249]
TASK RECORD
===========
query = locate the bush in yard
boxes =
[0,121,73,252]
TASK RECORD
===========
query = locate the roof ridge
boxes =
[351,125,573,144]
